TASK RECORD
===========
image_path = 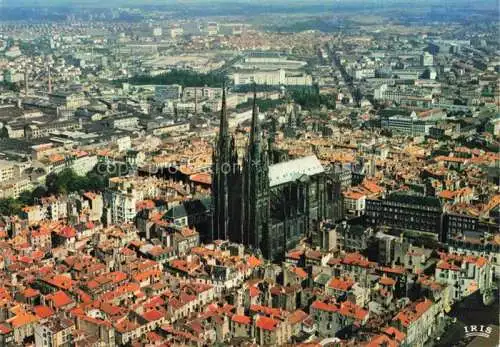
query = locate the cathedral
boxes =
[211,87,343,261]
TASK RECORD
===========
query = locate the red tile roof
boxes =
[114,319,139,333]
[78,315,112,328]
[22,288,40,298]
[344,190,366,200]
[247,255,262,267]
[288,309,308,325]
[189,173,212,185]
[33,305,55,319]
[44,275,73,290]
[46,290,73,308]
[250,305,282,318]
[379,276,396,287]
[256,316,279,331]
[311,300,368,321]
[383,326,406,342]
[393,299,433,327]
[290,266,308,279]
[328,277,355,291]
[286,249,304,260]
[342,252,374,268]
[0,324,11,334]
[364,334,398,347]
[59,226,77,238]
[7,313,38,328]
[378,266,405,275]
[142,309,164,322]
[232,314,252,325]
[249,286,260,298]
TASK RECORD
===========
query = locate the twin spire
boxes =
[219,82,260,144]
[219,81,229,139]
[250,84,260,145]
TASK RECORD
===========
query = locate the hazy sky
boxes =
[0,0,496,11]
[1,0,494,5]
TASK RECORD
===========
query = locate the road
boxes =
[434,288,499,347]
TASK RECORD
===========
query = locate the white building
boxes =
[435,253,492,303]
[421,52,434,67]
[392,298,440,347]
[116,136,132,152]
[153,27,162,37]
[107,190,137,224]
[381,113,433,137]
[233,69,312,86]
[155,84,182,101]
[71,155,98,176]
[343,191,366,216]
[0,177,33,199]
[0,160,18,182]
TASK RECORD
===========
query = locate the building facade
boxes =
[212,88,341,261]
[365,194,444,240]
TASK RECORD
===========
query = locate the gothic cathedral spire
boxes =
[243,84,270,253]
[212,82,241,241]
[212,83,230,241]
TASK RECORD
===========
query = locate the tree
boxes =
[45,169,81,195]
[0,198,22,216]
[86,171,108,190]
[290,87,335,110]
[18,191,34,205]
[124,69,226,88]
[32,186,48,200]
[0,164,113,217]
[45,172,60,195]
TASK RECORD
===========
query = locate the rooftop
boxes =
[268,155,324,187]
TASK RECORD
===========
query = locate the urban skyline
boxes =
[0,1,497,346]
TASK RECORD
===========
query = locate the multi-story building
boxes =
[334,223,372,252]
[183,87,222,100]
[0,177,33,199]
[50,155,98,176]
[206,22,218,36]
[212,90,342,261]
[254,316,291,346]
[420,52,434,67]
[233,69,312,86]
[374,84,433,105]
[0,160,17,182]
[435,253,492,303]
[105,190,137,224]
[24,121,80,139]
[76,315,116,347]
[48,92,87,110]
[443,210,497,242]
[82,192,104,222]
[392,298,440,347]
[365,193,444,240]
[330,162,352,190]
[311,299,368,338]
[155,84,182,101]
[343,190,366,216]
[34,315,75,347]
[381,114,434,136]
[175,102,196,114]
